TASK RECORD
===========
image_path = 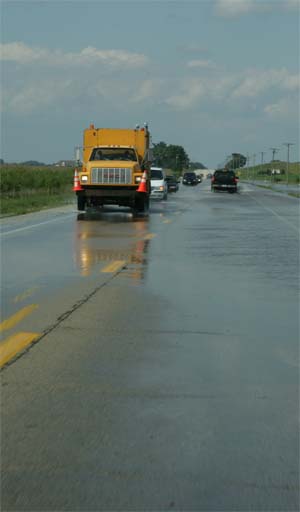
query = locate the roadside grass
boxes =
[0,165,75,215]
[0,191,75,216]
[238,161,300,184]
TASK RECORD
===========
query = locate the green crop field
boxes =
[0,165,75,215]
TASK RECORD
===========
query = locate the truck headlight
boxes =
[81,175,88,182]
[135,176,142,183]
[159,186,164,191]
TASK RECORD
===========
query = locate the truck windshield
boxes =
[90,148,137,162]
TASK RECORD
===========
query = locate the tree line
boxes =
[152,141,206,173]
[225,153,247,170]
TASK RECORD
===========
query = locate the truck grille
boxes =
[91,168,132,185]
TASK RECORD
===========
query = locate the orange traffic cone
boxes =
[137,169,148,193]
[73,168,83,191]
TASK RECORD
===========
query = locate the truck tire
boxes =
[77,195,86,211]
[134,195,149,215]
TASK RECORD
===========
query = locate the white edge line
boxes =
[0,213,75,236]
[247,193,300,235]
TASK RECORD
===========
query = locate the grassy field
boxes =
[237,161,300,184]
[0,165,75,215]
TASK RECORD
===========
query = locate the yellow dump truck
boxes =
[75,124,152,213]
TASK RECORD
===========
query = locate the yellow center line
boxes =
[13,287,39,304]
[101,260,126,273]
[0,332,40,367]
[144,233,156,240]
[0,304,39,333]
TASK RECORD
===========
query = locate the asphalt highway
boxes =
[1,181,299,511]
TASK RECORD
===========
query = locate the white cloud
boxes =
[214,0,299,17]
[231,69,300,98]
[1,41,298,119]
[187,59,217,69]
[5,80,74,114]
[164,68,299,111]
[165,79,207,109]
[282,74,300,91]
[214,0,268,17]
[0,42,148,68]
[264,97,297,117]
[0,42,46,63]
[130,79,164,103]
[75,47,147,68]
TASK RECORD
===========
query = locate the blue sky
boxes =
[1,0,299,167]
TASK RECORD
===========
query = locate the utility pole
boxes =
[260,151,265,176]
[270,147,279,162]
[283,143,295,185]
[226,155,231,170]
[75,146,81,166]
[269,148,279,183]
[246,153,250,180]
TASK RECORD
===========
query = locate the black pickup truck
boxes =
[211,170,238,193]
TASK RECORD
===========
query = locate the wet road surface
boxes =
[1,181,299,511]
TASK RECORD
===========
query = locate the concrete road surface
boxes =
[1,181,299,511]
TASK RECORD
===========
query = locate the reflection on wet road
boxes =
[74,211,151,280]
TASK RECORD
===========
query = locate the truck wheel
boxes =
[77,195,86,211]
[134,195,149,215]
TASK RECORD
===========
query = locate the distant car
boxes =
[182,172,198,186]
[150,167,168,200]
[211,170,238,193]
[166,175,179,192]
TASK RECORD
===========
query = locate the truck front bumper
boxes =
[80,185,139,197]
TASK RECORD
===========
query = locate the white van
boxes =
[150,167,168,200]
